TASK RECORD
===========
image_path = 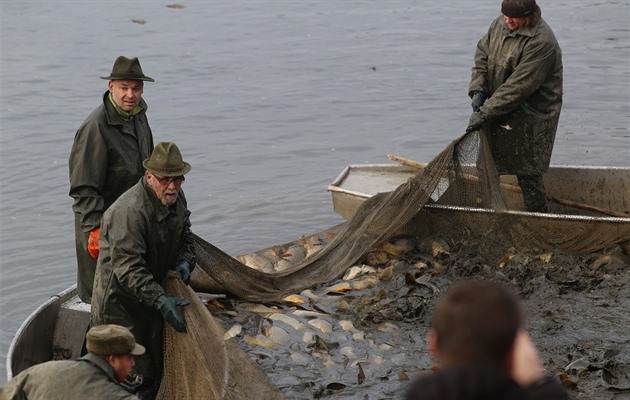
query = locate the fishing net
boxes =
[159,130,629,398]
[157,272,286,400]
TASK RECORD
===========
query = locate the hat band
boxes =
[147,164,187,173]
[110,74,147,79]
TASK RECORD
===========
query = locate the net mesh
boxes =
[159,130,629,398]
[157,271,286,400]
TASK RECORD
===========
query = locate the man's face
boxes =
[108,354,136,382]
[146,171,185,206]
[108,79,144,112]
[503,15,527,31]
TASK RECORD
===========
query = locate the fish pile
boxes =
[233,230,332,274]
[205,234,452,398]
[202,230,629,399]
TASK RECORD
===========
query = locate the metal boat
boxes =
[327,163,630,253]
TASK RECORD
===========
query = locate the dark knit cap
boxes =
[501,0,538,18]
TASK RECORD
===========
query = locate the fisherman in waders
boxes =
[466,0,563,213]
[90,142,195,399]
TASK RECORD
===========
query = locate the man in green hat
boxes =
[91,142,195,400]
[0,324,145,400]
[69,56,155,304]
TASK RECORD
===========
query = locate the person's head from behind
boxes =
[427,280,523,371]
[86,324,146,382]
[101,56,154,113]
[143,142,192,206]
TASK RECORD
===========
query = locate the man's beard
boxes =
[161,192,178,207]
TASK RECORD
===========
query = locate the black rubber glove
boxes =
[153,294,189,332]
[471,92,487,112]
[466,111,486,133]
[174,260,193,285]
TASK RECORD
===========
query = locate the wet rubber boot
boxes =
[517,174,549,213]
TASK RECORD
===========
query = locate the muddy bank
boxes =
[211,236,630,400]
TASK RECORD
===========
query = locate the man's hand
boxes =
[466,111,485,133]
[153,295,190,332]
[174,260,193,285]
[88,227,101,259]
[511,330,546,387]
[471,92,487,112]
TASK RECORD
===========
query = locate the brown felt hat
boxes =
[101,56,155,82]
[86,324,145,356]
[143,142,192,177]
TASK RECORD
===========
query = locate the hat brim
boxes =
[101,75,155,82]
[143,160,192,177]
[130,343,146,356]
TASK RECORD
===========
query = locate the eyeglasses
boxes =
[152,174,185,186]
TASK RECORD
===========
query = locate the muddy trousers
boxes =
[517,174,548,213]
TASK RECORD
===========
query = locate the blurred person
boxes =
[466,0,563,212]
[90,142,195,400]
[406,280,570,399]
[0,324,144,400]
[69,55,155,304]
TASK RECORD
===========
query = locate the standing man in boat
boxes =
[91,142,195,400]
[0,324,145,400]
[465,0,563,213]
[69,56,155,304]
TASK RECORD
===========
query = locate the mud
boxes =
[211,235,630,400]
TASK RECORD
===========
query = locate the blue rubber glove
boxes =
[174,260,193,285]
[471,92,487,112]
[153,295,189,332]
[466,111,486,133]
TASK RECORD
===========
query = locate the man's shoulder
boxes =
[77,103,107,130]
[105,180,147,213]
[3,358,139,400]
[535,19,560,45]
[406,367,524,400]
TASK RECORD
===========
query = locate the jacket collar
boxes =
[102,91,147,126]
[500,18,538,38]
[79,353,120,383]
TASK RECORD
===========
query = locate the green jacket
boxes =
[0,353,139,400]
[69,91,154,303]
[91,177,195,379]
[469,15,562,175]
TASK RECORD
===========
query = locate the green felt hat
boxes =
[101,56,154,82]
[143,142,192,177]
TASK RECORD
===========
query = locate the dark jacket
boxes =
[469,15,563,175]
[405,367,570,400]
[91,177,195,380]
[0,353,139,400]
[69,91,154,303]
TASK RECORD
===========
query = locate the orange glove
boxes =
[88,228,101,259]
